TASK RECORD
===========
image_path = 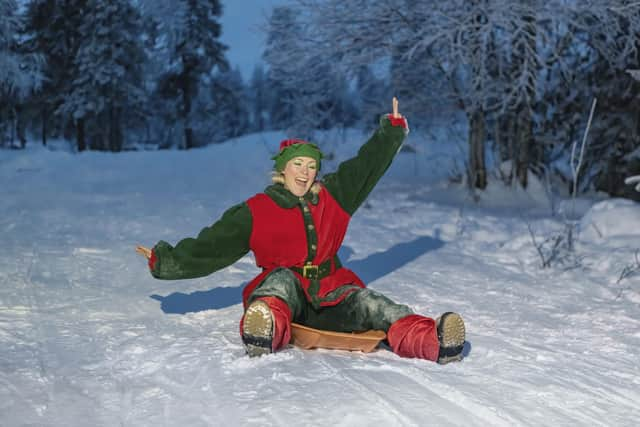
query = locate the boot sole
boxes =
[242,300,274,357]
[437,312,466,364]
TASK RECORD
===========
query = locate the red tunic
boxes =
[242,185,365,307]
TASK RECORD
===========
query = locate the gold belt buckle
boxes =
[303,263,319,279]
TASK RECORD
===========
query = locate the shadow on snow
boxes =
[151,235,444,315]
[150,284,246,315]
[344,235,444,284]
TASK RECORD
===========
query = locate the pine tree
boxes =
[23,0,87,146]
[0,0,43,148]
[158,0,228,149]
[208,67,250,142]
[263,5,356,136]
[263,6,301,131]
[57,0,146,151]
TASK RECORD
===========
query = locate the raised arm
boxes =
[322,97,409,215]
[137,202,253,280]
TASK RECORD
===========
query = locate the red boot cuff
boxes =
[387,314,439,361]
[256,296,292,351]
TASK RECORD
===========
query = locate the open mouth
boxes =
[295,177,308,187]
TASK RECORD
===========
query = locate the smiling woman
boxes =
[271,140,322,197]
[136,98,467,364]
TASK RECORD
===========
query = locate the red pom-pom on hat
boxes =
[279,139,310,151]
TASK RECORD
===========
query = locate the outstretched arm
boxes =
[135,202,252,280]
[322,97,409,215]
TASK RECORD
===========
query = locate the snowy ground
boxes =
[1,127,640,426]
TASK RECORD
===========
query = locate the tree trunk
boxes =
[181,73,193,150]
[16,105,26,149]
[515,110,532,188]
[116,108,123,152]
[513,4,537,189]
[468,109,487,189]
[108,106,123,152]
[10,111,16,148]
[495,114,516,185]
[77,118,86,152]
[507,114,516,186]
[466,1,488,190]
[42,107,47,146]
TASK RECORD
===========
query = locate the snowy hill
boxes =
[1,128,639,426]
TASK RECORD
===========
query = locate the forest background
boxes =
[2,0,640,201]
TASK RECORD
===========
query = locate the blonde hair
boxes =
[271,171,321,195]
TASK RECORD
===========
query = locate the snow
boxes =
[580,199,640,240]
[1,126,640,426]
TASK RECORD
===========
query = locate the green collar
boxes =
[264,184,319,208]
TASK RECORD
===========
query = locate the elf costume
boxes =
[147,115,466,364]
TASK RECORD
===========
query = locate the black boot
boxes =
[436,312,466,364]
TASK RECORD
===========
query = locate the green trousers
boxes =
[247,267,413,332]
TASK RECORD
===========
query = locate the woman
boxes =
[136,98,466,364]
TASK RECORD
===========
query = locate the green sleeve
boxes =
[322,115,407,215]
[150,202,252,280]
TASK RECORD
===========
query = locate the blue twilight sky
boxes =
[219,0,292,82]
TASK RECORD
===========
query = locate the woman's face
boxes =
[283,156,318,197]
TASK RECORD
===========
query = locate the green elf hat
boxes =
[272,139,324,172]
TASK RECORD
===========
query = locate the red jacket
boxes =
[243,186,365,307]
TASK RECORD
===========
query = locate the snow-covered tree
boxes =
[0,0,43,100]
[263,6,303,131]
[263,5,359,137]
[133,0,186,148]
[295,0,504,188]
[249,64,268,132]
[0,0,43,147]
[155,0,228,149]
[23,0,88,146]
[288,61,356,136]
[385,0,544,189]
[294,0,640,195]
[57,0,146,151]
[353,66,386,127]
[202,67,250,143]
[562,2,640,198]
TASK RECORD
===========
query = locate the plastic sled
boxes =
[290,322,386,353]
